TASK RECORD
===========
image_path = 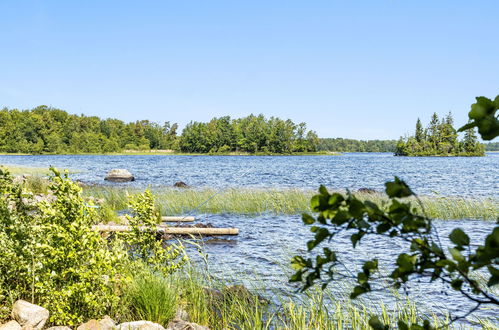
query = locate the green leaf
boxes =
[385,177,414,198]
[450,279,463,290]
[397,321,409,330]
[487,275,499,287]
[319,185,329,195]
[449,228,470,247]
[448,247,465,262]
[302,213,315,225]
[350,285,368,298]
[368,316,388,330]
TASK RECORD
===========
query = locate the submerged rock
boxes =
[104,169,135,182]
[173,181,189,188]
[357,187,376,194]
[11,300,49,330]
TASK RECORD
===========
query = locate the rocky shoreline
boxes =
[0,300,208,330]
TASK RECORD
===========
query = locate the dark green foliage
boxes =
[179,114,319,153]
[395,112,485,156]
[317,138,397,152]
[0,106,319,154]
[0,106,178,153]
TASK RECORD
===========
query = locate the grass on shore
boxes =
[83,186,499,221]
[0,165,51,176]
[112,265,498,330]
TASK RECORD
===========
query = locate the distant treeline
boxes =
[317,138,397,152]
[0,106,319,154]
[395,112,484,156]
[179,115,319,153]
[484,142,499,151]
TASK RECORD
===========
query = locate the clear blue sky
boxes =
[1,1,498,139]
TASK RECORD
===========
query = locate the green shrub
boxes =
[0,168,186,325]
[124,190,187,276]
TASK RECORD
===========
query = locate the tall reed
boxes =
[84,187,498,221]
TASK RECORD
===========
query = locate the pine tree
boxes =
[427,113,440,145]
[463,124,478,153]
[415,118,424,143]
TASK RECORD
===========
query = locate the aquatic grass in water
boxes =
[84,187,498,221]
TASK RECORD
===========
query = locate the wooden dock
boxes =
[93,224,239,235]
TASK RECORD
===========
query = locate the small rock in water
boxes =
[104,169,135,182]
[173,181,189,188]
[11,300,49,330]
[357,187,376,194]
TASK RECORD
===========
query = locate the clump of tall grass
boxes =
[83,187,498,221]
[123,274,178,327]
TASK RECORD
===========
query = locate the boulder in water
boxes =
[104,169,134,182]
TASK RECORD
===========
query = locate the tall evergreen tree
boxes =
[415,118,424,142]
[463,123,478,153]
[427,112,440,145]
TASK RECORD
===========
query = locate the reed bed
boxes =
[84,186,498,221]
[112,265,498,330]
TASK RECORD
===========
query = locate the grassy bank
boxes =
[0,165,52,176]
[111,265,497,330]
[83,187,499,221]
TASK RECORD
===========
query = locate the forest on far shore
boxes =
[0,105,493,154]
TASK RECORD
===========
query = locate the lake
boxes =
[0,152,498,196]
[1,153,498,324]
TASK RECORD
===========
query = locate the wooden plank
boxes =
[93,225,239,235]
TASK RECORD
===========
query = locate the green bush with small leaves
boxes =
[0,168,186,325]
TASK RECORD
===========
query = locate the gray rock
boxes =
[116,321,165,330]
[357,187,376,194]
[46,327,72,330]
[166,320,209,330]
[0,321,22,330]
[11,300,49,330]
[174,308,189,322]
[104,169,135,182]
[77,316,114,330]
[99,316,116,330]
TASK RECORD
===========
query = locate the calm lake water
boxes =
[1,153,498,324]
[190,214,498,324]
[0,152,498,196]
